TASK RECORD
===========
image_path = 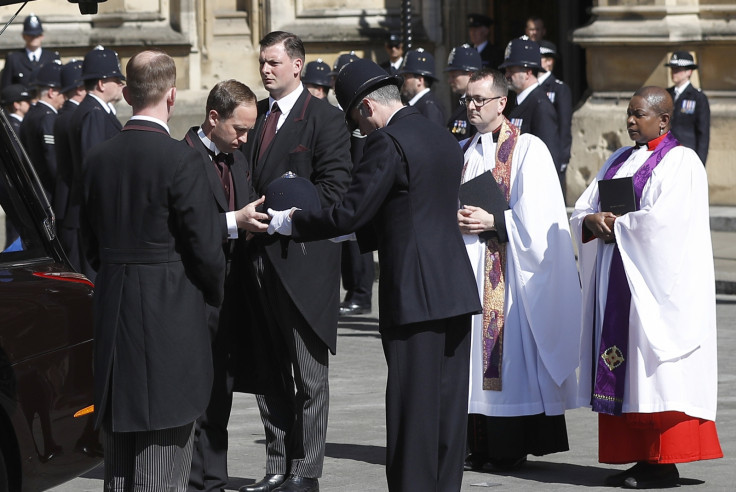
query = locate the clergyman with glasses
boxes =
[457,67,582,472]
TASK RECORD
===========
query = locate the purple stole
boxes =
[591,131,679,415]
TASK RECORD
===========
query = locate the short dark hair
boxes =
[259,31,305,63]
[206,79,256,120]
[125,50,176,109]
[468,67,509,97]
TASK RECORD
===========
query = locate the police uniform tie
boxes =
[259,102,281,159]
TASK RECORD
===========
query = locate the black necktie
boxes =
[259,102,281,160]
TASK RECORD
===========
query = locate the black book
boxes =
[598,177,636,216]
[459,171,510,243]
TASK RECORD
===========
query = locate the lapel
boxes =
[184,127,230,212]
[253,90,312,190]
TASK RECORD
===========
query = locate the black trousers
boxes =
[340,240,374,307]
[381,314,471,492]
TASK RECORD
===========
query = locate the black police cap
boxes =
[302,59,332,89]
[467,13,492,28]
[1,84,31,105]
[664,50,698,70]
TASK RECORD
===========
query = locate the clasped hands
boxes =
[232,196,297,236]
[584,211,617,242]
[458,205,495,235]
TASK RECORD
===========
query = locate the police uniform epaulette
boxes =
[554,79,564,85]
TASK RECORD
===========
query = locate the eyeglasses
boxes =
[460,95,503,107]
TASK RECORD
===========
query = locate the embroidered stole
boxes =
[463,118,519,391]
[591,131,679,415]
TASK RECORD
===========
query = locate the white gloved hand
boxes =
[267,208,296,236]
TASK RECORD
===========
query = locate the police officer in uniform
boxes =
[467,13,503,68]
[329,52,360,95]
[302,59,332,100]
[1,84,31,134]
[19,59,64,199]
[379,32,404,76]
[500,37,561,174]
[399,48,446,128]
[54,59,85,256]
[665,50,710,164]
[538,40,572,195]
[446,44,482,142]
[1,14,60,91]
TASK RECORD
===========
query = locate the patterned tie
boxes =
[213,152,234,211]
[259,102,281,159]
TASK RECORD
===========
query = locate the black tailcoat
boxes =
[667,83,710,164]
[82,119,225,432]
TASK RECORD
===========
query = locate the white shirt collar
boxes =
[89,93,111,113]
[38,100,57,114]
[268,84,304,131]
[26,47,42,61]
[385,106,405,126]
[516,82,539,105]
[675,80,691,97]
[408,87,431,107]
[9,113,22,122]
[475,41,488,53]
[537,71,552,84]
[391,57,403,70]
[130,115,170,134]
[69,99,81,106]
[197,127,224,156]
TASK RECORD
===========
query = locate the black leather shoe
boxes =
[273,475,319,492]
[605,462,648,487]
[239,474,286,492]
[622,463,679,489]
[464,453,489,471]
[339,302,370,316]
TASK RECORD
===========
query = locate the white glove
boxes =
[267,208,296,236]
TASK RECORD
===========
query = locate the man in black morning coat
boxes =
[665,50,710,164]
[81,50,225,491]
[68,46,125,281]
[267,58,482,492]
[500,37,561,172]
[239,31,352,492]
[183,80,270,492]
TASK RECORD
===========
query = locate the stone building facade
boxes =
[1,0,732,204]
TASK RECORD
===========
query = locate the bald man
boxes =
[571,86,722,489]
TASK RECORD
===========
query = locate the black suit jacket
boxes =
[242,88,352,353]
[6,111,21,135]
[20,101,57,198]
[539,73,573,165]
[67,94,123,229]
[411,89,447,129]
[1,48,59,89]
[508,84,562,171]
[53,99,79,225]
[292,106,481,330]
[478,43,503,69]
[667,83,710,164]
[82,119,225,432]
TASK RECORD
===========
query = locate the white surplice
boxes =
[570,144,718,421]
[461,131,581,417]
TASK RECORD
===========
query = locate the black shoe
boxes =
[464,453,489,471]
[273,476,319,492]
[622,463,679,489]
[239,474,286,492]
[605,462,649,487]
[488,455,527,471]
[339,302,370,316]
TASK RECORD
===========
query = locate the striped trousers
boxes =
[102,418,196,492]
[252,251,330,479]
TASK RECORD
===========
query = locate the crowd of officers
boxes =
[0,10,714,492]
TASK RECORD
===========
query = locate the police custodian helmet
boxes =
[81,46,126,81]
[445,44,482,73]
[32,59,62,88]
[399,48,438,80]
[302,59,332,88]
[499,36,544,72]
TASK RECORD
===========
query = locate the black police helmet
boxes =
[60,59,84,93]
[398,48,437,80]
[539,40,558,59]
[264,172,321,214]
[82,46,126,81]
[302,59,332,89]
[334,58,402,125]
[32,60,62,88]
[1,84,31,105]
[330,52,361,77]
[22,14,43,37]
[499,36,544,72]
[445,44,482,72]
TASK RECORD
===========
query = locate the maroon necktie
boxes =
[213,152,235,211]
[259,102,281,159]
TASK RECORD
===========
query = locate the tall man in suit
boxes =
[500,37,561,174]
[1,14,60,91]
[267,58,482,491]
[82,49,226,492]
[184,80,269,492]
[538,41,573,196]
[20,60,64,199]
[239,31,352,492]
[54,59,85,260]
[68,46,125,280]
[399,48,446,128]
[665,50,710,164]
